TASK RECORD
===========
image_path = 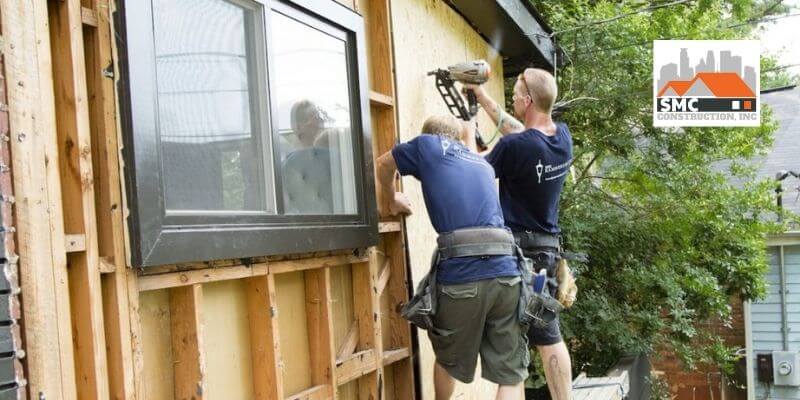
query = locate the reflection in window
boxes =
[153,0,269,212]
[271,11,357,215]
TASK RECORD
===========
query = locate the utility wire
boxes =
[764,63,800,72]
[568,12,800,58]
[550,0,695,36]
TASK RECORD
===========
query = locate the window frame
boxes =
[118,0,378,267]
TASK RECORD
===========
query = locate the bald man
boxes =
[466,68,574,400]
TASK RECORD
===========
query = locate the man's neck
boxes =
[524,110,557,136]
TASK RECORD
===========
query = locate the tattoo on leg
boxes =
[548,354,567,400]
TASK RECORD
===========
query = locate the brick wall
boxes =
[651,296,747,400]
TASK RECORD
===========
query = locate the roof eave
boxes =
[445,0,560,77]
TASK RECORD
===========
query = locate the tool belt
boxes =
[514,231,587,314]
[401,227,528,330]
[401,227,553,330]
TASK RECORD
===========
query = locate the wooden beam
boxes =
[369,90,394,108]
[376,258,391,295]
[170,284,206,400]
[284,384,330,400]
[246,274,284,400]
[49,0,110,397]
[104,0,144,395]
[378,221,401,233]
[352,258,384,398]
[382,347,410,365]
[65,233,86,252]
[303,268,336,397]
[80,7,98,27]
[335,349,378,385]
[270,253,367,275]
[335,321,359,364]
[1,0,77,397]
[98,256,115,274]
[138,263,269,292]
[138,254,369,292]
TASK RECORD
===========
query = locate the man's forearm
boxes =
[475,91,525,135]
[376,152,398,207]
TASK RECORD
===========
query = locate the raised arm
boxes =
[375,151,412,217]
[464,84,525,135]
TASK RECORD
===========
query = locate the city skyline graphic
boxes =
[657,48,757,96]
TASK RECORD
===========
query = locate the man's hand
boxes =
[461,83,525,135]
[387,192,412,216]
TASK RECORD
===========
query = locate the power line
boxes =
[567,12,800,58]
[764,63,800,72]
[550,0,695,36]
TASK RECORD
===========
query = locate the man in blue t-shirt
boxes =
[465,68,573,399]
[375,115,528,399]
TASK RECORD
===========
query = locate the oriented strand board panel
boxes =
[202,280,255,400]
[274,271,312,396]
[140,290,174,400]
[391,0,506,398]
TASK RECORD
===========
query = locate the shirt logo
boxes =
[536,160,543,183]
[441,139,451,155]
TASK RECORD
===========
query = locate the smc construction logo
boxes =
[653,40,760,127]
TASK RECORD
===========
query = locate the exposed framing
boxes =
[3,0,415,397]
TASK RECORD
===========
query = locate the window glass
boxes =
[153,0,270,212]
[271,11,358,215]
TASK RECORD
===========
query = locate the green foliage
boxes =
[762,55,799,90]
[521,0,795,386]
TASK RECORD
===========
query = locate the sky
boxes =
[758,0,800,74]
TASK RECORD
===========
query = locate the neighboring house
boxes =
[744,85,800,400]
[652,86,800,400]
[0,0,557,399]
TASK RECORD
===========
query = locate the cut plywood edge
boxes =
[391,0,506,398]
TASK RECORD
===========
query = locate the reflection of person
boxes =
[281,100,333,214]
[376,115,528,400]
[465,69,573,399]
[289,99,326,149]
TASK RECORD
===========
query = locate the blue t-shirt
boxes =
[485,123,573,234]
[392,134,518,284]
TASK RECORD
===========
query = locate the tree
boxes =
[519,0,796,392]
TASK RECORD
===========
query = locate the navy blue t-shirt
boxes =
[392,134,518,284]
[485,123,573,234]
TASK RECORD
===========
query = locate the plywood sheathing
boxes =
[392,0,507,397]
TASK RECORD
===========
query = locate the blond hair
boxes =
[521,68,557,113]
[421,114,461,141]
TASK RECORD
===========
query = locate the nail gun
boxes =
[427,60,491,151]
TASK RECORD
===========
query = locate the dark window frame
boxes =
[117,0,378,267]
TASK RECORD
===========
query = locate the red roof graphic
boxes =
[658,80,693,96]
[657,72,755,98]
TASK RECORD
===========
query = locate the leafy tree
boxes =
[515,0,796,392]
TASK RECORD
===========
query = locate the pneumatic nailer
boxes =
[427,60,491,151]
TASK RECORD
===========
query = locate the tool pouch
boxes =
[525,286,565,328]
[399,251,439,331]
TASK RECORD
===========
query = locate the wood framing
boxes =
[5,0,417,398]
[169,284,205,400]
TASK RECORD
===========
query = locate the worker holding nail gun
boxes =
[464,68,576,400]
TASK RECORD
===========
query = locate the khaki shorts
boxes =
[428,276,529,385]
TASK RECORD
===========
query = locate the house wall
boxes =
[652,297,747,400]
[749,243,800,399]
[391,0,507,397]
[2,0,416,398]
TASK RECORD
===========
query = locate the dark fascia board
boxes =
[446,0,559,77]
